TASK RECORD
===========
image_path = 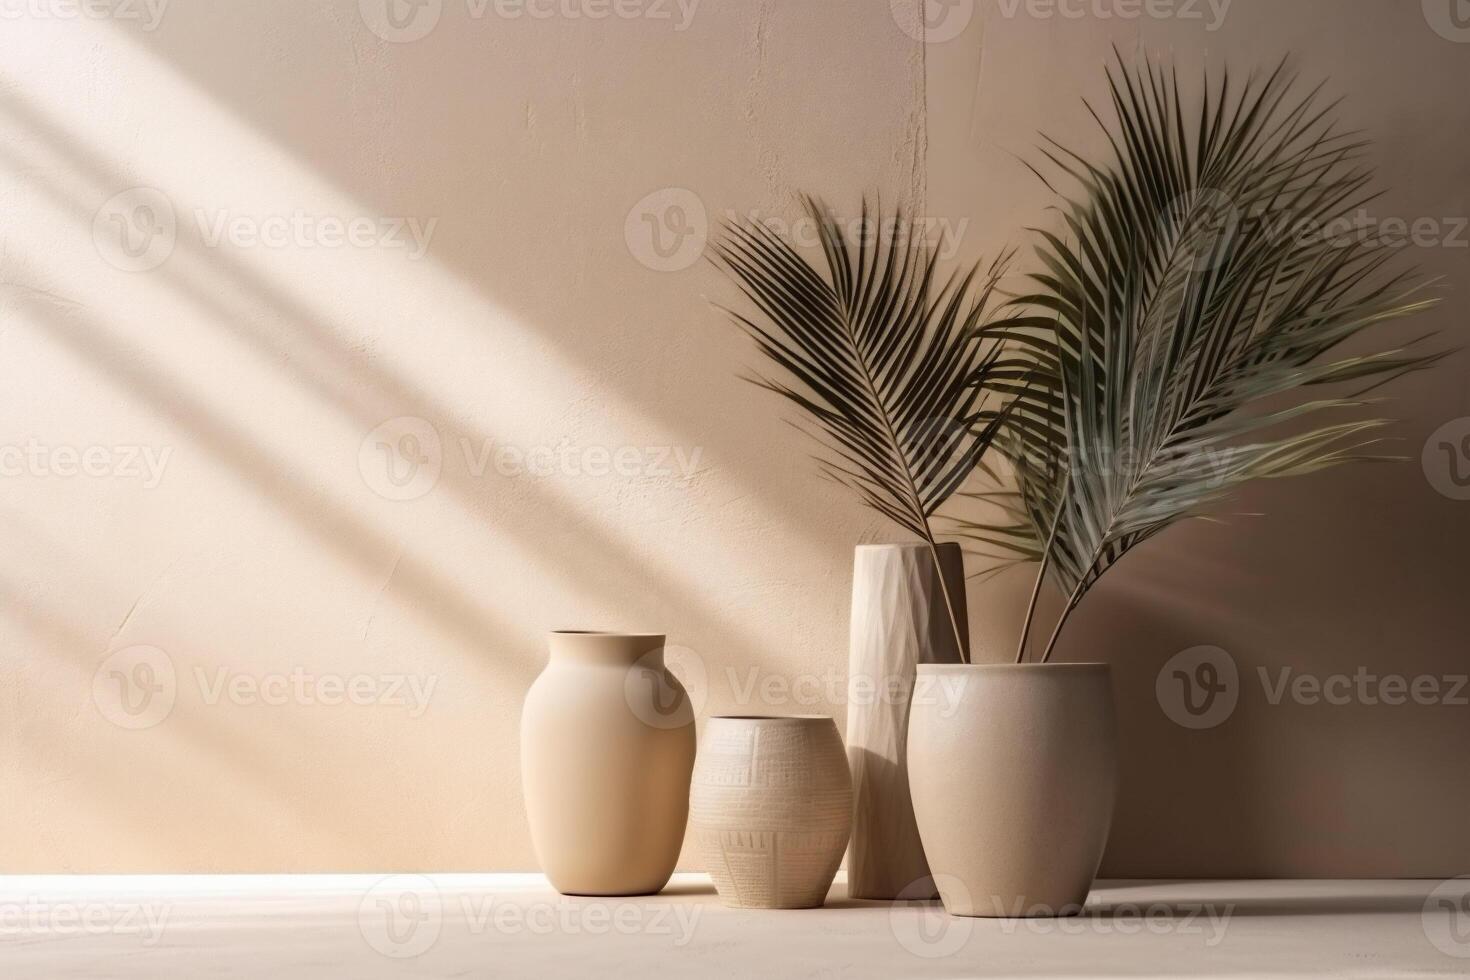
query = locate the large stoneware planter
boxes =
[521,631,695,896]
[690,716,852,909]
[845,542,968,900]
[907,664,1117,917]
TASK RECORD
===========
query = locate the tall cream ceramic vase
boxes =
[690,716,852,909]
[845,542,968,900]
[520,631,695,896]
[908,664,1117,917]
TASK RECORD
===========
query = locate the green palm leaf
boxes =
[710,195,1029,658]
[979,52,1446,662]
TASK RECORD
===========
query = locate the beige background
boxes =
[0,0,1464,875]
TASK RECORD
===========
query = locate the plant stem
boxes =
[1014,503,1065,664]
[924,535,969,665]
[1038,582,1086,665]
[814,265,966,663]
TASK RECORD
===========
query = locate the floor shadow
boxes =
[1091,891,1434,918]
[650,881,717,897]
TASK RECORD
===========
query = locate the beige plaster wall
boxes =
[926,0,1470,876]
[0,0,1464,877]
[0,0,925,872]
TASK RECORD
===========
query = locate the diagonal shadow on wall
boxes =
[0,86,781,674]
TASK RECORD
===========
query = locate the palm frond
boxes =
[710,195,1030,657]
[979,52,1444,662]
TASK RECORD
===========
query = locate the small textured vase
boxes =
[845,542,968,900]
[520,631,695,896]
[907,664,1117,917]
[690,716,852,909]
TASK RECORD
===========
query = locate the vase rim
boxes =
[916,662,1110,671]
[853,542,960,550]
[550,629,665,639]
[709,714,836,723]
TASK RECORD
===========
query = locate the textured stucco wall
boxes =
[926,0,1470,876]
[1,0,1466,877]
[0,0,925,872]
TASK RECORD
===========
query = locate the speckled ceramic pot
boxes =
[908,664,1117,917]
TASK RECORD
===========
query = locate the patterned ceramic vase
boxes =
[690,715,852,909]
